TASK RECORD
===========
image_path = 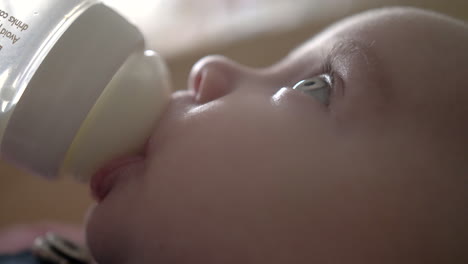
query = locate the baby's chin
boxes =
[84,205,121,264]
[84,205,104,262]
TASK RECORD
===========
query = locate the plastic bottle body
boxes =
[0,0,96,142]
[0,0,171,181]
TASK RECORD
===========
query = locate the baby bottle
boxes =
[0,0,171,182]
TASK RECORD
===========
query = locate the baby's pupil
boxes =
[304,81,316,86]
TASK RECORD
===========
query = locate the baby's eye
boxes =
[292,74,332,105]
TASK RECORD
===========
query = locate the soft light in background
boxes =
[1,0,467,228]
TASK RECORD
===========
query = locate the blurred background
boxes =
[1,0,467,228]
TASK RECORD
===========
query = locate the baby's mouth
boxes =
[90,156,145,202]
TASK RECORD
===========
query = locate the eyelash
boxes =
[320,60,335,85]
[315,60,336,107]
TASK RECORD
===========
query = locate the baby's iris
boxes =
[293,74,332,105]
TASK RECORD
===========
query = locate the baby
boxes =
[2,6,468,264]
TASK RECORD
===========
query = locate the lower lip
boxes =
[90,156,145,202]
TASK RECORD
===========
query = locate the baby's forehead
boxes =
[287,7,468,86]
[293,8,465,54]
[283,7,468,136]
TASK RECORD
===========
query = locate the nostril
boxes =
[193,70,205,96]
[189,55,246,103]
[196,67,230,103]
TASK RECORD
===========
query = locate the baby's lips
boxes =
[90,156,145,202]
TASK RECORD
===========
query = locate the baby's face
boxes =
[86,8,468,264]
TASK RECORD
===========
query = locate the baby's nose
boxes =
[188,55,259,103]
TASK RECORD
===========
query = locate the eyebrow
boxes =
[325,39,374,67]
[285,38,372,82]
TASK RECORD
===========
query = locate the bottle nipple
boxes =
[60,50,171,182]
